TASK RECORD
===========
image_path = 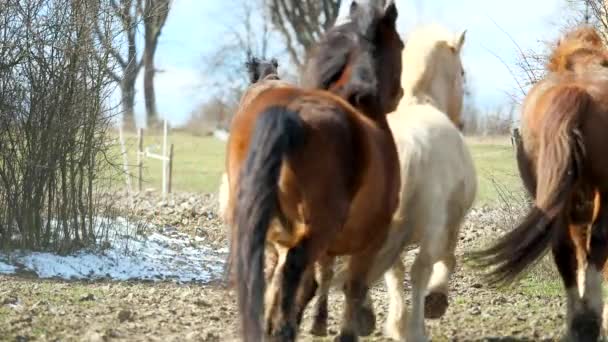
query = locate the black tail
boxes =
[234,106,305,341]
[466,86,589,286]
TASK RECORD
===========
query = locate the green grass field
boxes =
[115,132,523,205]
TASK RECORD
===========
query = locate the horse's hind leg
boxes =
[407,219,445,342]
[383,255,407,340]
[573,204,608,341]
[337,251,379,341]
[425,214,463,319]
[310,255,335,336]
[267,240,312,342]
[554,207,608,342]
[295,264,317,327]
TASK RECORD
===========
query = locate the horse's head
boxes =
[303,0,404,118]
[245,54,280,84]
[399,24,467,130]
[548,26,608,74]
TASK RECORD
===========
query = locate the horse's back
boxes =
[230,86,400,253]
[523,71,608,189]
[389,104,477,223]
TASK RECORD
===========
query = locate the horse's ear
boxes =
[455,29,467,52]
[245,56,260,83]
[383,0,398,25]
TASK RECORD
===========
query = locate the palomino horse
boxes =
[224,1,404,341]
[314,24,476,341]
[469,25,608,341]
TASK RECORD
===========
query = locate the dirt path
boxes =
[0,197,569,341]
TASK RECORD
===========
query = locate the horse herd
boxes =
[214,1,608,341]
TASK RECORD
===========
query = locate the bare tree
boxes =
[95,0,144,128]
[0,0,121,252]
[142,0,171,125]
[266,0,342,69]
[569,0,608,38]
[193,0,280,132]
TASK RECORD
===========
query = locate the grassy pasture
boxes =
[114,131,523,206]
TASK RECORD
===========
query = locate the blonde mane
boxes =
[547,25,607,74]
[399,24,466,125]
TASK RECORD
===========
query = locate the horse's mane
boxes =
[301,2,387,102]
[400,24,462,102]
[547,26,606,73]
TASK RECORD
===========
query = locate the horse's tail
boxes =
[467,85,589,285]
[234,106,305,341]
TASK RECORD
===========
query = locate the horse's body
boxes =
[470,26,608,341]
[315,24,475,342]
[224,2,404,341]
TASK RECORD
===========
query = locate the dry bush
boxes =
[0,0,124,253]
[181,96,237,136]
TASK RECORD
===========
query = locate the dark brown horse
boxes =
[224,1,404,341]
[469,25,608,341]
[245,52,280,83]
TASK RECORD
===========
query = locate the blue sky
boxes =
[126,0,569,127]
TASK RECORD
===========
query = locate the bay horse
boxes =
[469,25,608,341]
[315,24,476,341]
[224,1,404,341]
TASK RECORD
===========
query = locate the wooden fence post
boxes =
[118,125,133,208]
[168,143,174,194]
[137,128,143,192]
[162,119,168,200]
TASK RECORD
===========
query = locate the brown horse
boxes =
[244,52,280,83]
[220,54,291,287]
[469,25,608,341]
[224,1,404,341]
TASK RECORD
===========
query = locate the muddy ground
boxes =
[0,192,570,341]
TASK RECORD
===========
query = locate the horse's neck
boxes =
[400,89,448,113]
[356,101,391,130]
[400,73,450,113]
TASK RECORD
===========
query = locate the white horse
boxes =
[323,24,477,341]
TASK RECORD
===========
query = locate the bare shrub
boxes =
[182,96,238,136]
[0,0,122,253]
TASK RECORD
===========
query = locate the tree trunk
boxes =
[121,76,136,129]
[143,39,158,126]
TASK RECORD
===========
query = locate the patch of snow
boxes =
[0,218,226,283]
[0,260,16,274]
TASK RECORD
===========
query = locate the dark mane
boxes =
[302,1,398,112]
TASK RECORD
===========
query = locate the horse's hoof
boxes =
[334,332,357,342]
[355,305,376,336]
[424,292,448,319]
[310,322,328,337]
[570,309,601,342]
[271,324,296,342]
